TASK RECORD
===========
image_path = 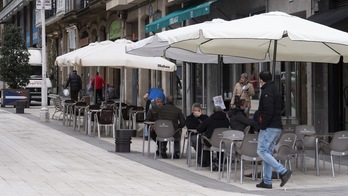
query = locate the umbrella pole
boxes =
[272,40,277,81]
[118,67,124,129]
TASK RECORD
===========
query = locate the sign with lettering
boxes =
[36,0,52,10]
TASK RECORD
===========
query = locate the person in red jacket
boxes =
[91,72,105,104]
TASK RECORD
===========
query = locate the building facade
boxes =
[1,0,347,133]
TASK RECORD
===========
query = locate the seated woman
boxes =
[228,96,259,134]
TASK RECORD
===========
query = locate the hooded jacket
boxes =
[197,111,229,139]
[228,108,258,132]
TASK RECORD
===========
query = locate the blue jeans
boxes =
[257,128,287,185]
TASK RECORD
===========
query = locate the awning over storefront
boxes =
[145,0,217,33]
[307,6,348,26]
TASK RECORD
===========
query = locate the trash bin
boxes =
[115,129,136,152]
[16,100,26,113]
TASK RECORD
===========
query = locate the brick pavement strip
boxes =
[1,106,348,196]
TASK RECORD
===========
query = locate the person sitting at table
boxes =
[228,96,259,134]
[197,106,230,170]
[185,103,209,164]
[155,95,186,159]
[145,97,165,155]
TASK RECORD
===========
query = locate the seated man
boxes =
[228,96,259,133]
[146,97,165,155]
[185,103,209,162]
[197,106,230,169]
[155,95,185,159]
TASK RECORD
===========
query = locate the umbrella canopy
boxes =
[166,11,348,64]
[68,39,176,72]
[127,19,270,64]
[55,42,104,67]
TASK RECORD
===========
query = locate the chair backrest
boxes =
[295,125,316,149]
[330,130,348,152]
[283,124,296,133]
[53,96,63,110]
[222,130,245,152]
[222,130,245,141]
[209,127,230,148]
[154,120,175,138]
[64,100,75,104]
[99,108,114,124]
[239,134,259,157]
[89,104,101,110]
[75,101,88,107]
[101,101,115,109]
[275,133,297,152]
[243,126,251,135]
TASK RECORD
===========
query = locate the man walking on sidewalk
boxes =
[256,71,292,189]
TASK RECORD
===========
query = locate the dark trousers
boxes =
[70,91,79,102]
[145,99,152,114]
[150,131,167,152]
[96,89,103,104]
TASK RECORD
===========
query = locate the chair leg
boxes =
[210,150,213,172]
[181,133,187,158]
[171,141,174,160]
[240,159,244,184]
[112,125,115,139]
[147,133,151,158]
[142,126,146,156]
[331,155,335,177]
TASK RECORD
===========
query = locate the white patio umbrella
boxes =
[55,41,105,67]
[126,19,270,64]
[70,39,176,71]
[67,39,176,128]
[166,11,348,75]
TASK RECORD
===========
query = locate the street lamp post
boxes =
[38,0,50,123]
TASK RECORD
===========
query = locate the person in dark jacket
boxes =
[256,71,292,189]
[228,96,258,133]
[197,106,229,169]
[146,97,165,156]
[185,103,209,163]
[154,95,185,159]
[65,70,82,102]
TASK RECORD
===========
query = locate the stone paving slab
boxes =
[0,107,261,196]
[2,105,348,196]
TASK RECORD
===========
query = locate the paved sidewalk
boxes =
[1,106,348,195]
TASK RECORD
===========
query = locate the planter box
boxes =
[1,89,30,108]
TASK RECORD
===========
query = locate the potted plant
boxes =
[0,24,31,107]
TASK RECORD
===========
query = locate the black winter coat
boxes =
[258,81,283,130]
[66,73,82,92]
[185,113,209,130]
[156,104,186,138]
[197,111,229,139]
[228,108,258,132]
